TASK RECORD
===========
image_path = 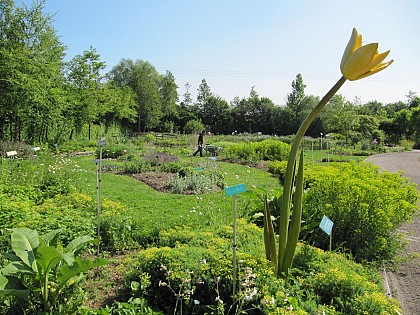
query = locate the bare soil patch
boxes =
[132,171,176,193]
[131,171,223,194]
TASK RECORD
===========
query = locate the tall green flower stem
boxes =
[276,75,347,277]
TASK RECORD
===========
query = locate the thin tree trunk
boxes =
[0,116,4,140]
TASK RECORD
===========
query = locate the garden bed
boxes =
[132,172,176,193]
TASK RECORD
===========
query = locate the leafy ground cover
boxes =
[1,135,417,314]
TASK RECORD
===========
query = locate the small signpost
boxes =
[319,215,334,251]
[225,183,246,296]
[96,138,106,255]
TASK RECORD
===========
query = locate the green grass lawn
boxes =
[73,156,280,241]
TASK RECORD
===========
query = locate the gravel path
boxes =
[366,150,420,315]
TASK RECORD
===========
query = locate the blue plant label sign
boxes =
[195,167,203,171]
[208,157,217,161]
[226,184,246,197]
[319,215,334,236]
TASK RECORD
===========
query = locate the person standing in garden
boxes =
[193,131,204,157]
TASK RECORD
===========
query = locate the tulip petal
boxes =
[365,50,390,70]
[346,48,390,80]
[351,59,394,80]
[340,28,362,70]
[341,43,378,80]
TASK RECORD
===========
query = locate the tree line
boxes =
[1,0,419,148]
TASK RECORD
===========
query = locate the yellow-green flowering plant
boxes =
[264,27,393,277]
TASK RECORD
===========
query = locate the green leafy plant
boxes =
[0,227,108,313]
[168,171,224,194]
[301,162,420,262]
[122,157,153,173]
[0,192,97,253]
[292,244,402,315]
[222,139,291,162]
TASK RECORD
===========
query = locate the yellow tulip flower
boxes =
[273,27,394,278]
[340,28,394,81]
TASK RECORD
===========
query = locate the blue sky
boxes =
[18,0,420,105]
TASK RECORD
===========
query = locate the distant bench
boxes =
[204,145,221,156]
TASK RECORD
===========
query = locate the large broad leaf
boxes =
[62,252,75,266]
[2,252,20,262]
[35,245,63,276]
[2,261,36,276]
[57,258,108,290]
[40,229,61,247]
[11,228,40,272]
[0,274,30,301]
[64,235,96,256]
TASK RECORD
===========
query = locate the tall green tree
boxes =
[177,82,197,133]
[200,95,230,134]
[320,95,358,144]
[285,73,306,132]
[100,82,137,134]
[406,90,420,108]
[196,78,212,110]
[159,70,178,132]
[410,106,420,145]
[64,47,106,139]
[302,95,321,137]
[109,59,163,132]
[356,115,380,141]
[0,0,65,142]
[230,87,276,134]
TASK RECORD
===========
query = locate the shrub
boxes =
[143,152,180,172]
[125,228,399,314]
[100,198,134,253]
[35,156,85,199]
[222,139,290,162]
[292,245,401,315]
[167,170,224,194]
[145,133,156,143]
[57,139,98,154]
[122,158,153,174]
[399,139,414,151]
[301,162,420,262]
[0,154,85,202]
[267,160,288,183]
[184,120,205,134]
[0,192,96,252]
[126,225,304,314]
[144,152,179,164]
[97,144,128,159]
